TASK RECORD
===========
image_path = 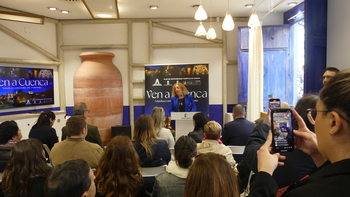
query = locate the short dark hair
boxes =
[45,159,91,197]
[66,115,86,136]
[73,102,89,115]
[323,67,340,74]
[0,121,19,144]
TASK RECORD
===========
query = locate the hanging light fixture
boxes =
[195,21,207,36]
[248,11,261,27]
[206,0,216,39]
[222,0,235,31]
[194,0,208,21]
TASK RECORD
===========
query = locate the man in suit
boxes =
[221,104,254,162]
[62,102,104,148]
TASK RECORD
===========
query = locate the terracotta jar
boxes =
[74,52,123,145]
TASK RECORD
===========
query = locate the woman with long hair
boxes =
[152,136,197,197]
[169,82,197,113]
[184,153,240,197]
[250,69,350,196]
[95,136,145,197]
[151,107,175,148]
[2,138,52,197]
[187,112,209,143]
[29,111,58,149]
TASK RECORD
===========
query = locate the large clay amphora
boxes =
[74,52,123,145]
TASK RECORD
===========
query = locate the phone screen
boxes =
[271,109,294,153]
[269,99,281,109]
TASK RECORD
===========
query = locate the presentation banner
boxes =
[145,64,209,117]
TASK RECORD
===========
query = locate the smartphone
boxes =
[269,98,281,109]
[270,108,294,153]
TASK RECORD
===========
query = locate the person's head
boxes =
[317,69,350,161]
[151,106,165,133]
[293,94,319,132]
[203,121,221,140]
[66,115,87,137]
[171,82,189,97]
[174,136,197,168]
[254,118,265,127]
[133,114,156,157]
[193,112,209,131]
[74,102,90,116]
[95,136,142,197]
[322,67,340,85]
[232,104,245,119]
[45,159,95,197]
[2,139,51,196]
[0,120,22,144]
[34,110,56,128]
[184,153,239,197]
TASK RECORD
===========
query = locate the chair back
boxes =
[141,165,167,177]
[227,145,245,154]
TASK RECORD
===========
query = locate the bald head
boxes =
[232,104,245,119]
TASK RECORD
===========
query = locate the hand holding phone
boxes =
[271,108,294,153]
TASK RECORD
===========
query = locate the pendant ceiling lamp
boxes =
[222,0,235,31]
[206,0,216,39]
[195,21,207,36]
[248,11,261,27]
[194,0,208,21]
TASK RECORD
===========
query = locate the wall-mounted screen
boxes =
[0,66,54,109]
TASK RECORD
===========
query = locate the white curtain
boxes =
[247,24,264,122]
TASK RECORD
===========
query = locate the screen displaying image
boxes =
[269,99,281,109]
[0,67,54,109]
[272,110,293,152]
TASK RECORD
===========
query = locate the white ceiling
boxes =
[0,0,303,21]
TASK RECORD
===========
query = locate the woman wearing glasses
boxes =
[250,69,350,196]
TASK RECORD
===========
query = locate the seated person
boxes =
[0,120,22,172]
[197,121,236,166]
[61,102,103,148]
[152,136,197,197]
[50,115,103,168]
[151,107,175,148]
[187,112,209,143]
[184,153,240,197]
[45,159,96,197]
[95,136,146,197]
[2,139,52,197]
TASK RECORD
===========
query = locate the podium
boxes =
[171,112,198,140]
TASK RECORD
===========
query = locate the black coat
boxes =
[133,140,171,167]
[249,159,350,197]
[244,123,315,188]
[222,117,255,146]
[0,147,11,172]
[29,125,58,150]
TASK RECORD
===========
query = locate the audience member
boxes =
[151,107,175,148]
[222,104,254,162]
[244,94,318,194]
[45,159,96,197]
[50,115,103,168]
[0,121,22,172]
[95,136,146,197]
[152,136,197,197]
[197,121,235,166]
[29,110,58,149]
[187,112,209,143]
[250,69,350,196]
[184,153,240,197]
[2,139,52,197]
[322,67,339,85]
[254,118,265,127]
[61,102,103,148]
[133,114,171,194]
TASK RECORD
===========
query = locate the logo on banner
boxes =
[152,79,162,86]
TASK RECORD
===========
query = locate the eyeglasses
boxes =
[306,108,350,125]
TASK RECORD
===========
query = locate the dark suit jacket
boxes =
[250,159,350,197]
[244,123,315,188]
[169,94,197,115]
[29,125,58,149]
[222,117,255,146]
[61,124,104,148]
